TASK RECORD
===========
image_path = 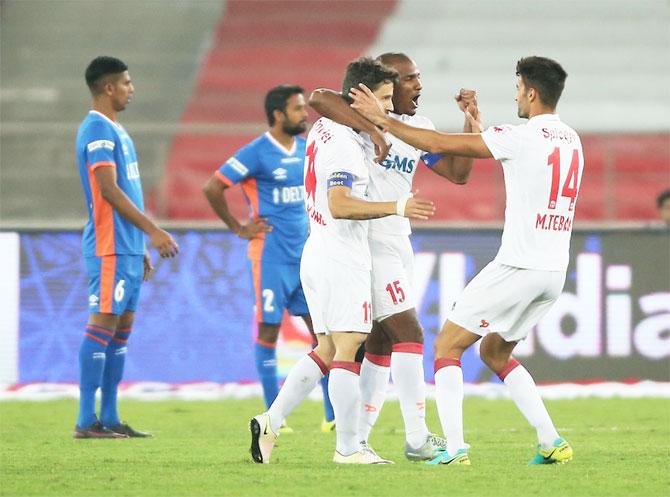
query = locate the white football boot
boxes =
[249,413,278,464]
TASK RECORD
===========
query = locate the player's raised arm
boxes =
[309,88,391,163]
[350,84,492,159]
[425,89,481,184]
[93,166,178,258]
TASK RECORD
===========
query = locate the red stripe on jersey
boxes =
[392,342,423,355]
[99,255,116,314]
[434,357,461,373]
[88,164,115,255]
[497,358,521,381]
[330,361,361,375]
[364,352,391,367]
[214,170,234,187]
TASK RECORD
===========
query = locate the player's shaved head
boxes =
[85,56,128,95]
[341,57,398,103]
[376,52,412,67]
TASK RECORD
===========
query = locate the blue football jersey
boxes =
[76,111,145,257]
[216,132,308,263]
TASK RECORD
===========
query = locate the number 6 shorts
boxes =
[85,254,143,315]
[369,234,416,321]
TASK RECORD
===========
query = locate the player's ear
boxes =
[272,109,285,124]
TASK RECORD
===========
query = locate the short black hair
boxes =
[341,57,398,103]
[516,56,567,109]
[85,56,128,95]
[657,189,670,208]
[265,85,304,126]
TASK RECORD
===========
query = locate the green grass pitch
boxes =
[1,397,669,496]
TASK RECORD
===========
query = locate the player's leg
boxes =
[298,314,336,431]
[357,321,391,444]
[251,331,334,464]
[479,270,571,464]
[75,255,125,438]
[380,309,447,460]
[250,259,285,410]
[428,320,480,465]
[330,331,369,458]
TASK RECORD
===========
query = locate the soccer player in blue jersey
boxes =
[203,85,334,431]
[74,56,179,438]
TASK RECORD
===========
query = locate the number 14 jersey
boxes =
[481,113,584,271]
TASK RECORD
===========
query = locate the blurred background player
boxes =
[351,55,581,466]
[74,56,179,438]
[203,85,334,431]
[250,57,436,465]
[309,52,478,460]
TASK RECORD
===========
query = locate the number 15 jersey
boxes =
[481,113,584,271]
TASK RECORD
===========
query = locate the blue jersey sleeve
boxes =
[216,142,261,186]
[83,120,118,170]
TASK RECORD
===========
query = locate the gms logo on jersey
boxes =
[379,153,416,174]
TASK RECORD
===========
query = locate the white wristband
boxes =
[396,193,413,217]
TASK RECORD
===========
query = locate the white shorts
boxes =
[449,261,566,342]
[300,238,372,335]
[370,234,415,320]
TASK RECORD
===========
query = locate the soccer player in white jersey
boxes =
[309,52,479,460]
[249,57,436,465]
[350,56,582,466]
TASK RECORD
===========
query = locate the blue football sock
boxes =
[254,341,279,408]
[76,325,113,428]
[321,373,335,422]
[100,327,130,427]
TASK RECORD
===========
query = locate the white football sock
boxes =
[329,363,361,456]
[391,344,430,449]
[501,361,559,449]
[267,351,325,433]
[357,356,390,443]
[434,359,466,456]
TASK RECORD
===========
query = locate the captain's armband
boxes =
[327,171,354,189]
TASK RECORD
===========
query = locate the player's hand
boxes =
[143,251,154,282]
[370,127,391,163]
[149,228,179,258]
[455,88,477,113]
[349,84,387,127]
[237,218,272,240]
[398,191,436,220]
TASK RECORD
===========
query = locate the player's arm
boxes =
[350,84,492,159]
[202,174,271,240]
[426,89,480,184]
[93,167,178,257]
[327,173,435,221]
[309,88,391,163]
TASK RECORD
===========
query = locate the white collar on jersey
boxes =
[528,113,560,124]
[89,110,124,130]
[265,131,297,156]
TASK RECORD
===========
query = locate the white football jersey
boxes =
[481,114,584,271]
[363,113,436,237]
[303,117,373,270]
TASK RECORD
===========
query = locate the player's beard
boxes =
[283,121,307,136]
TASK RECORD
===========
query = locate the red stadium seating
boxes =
[155,0,669,223]
[156,0,397,220]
